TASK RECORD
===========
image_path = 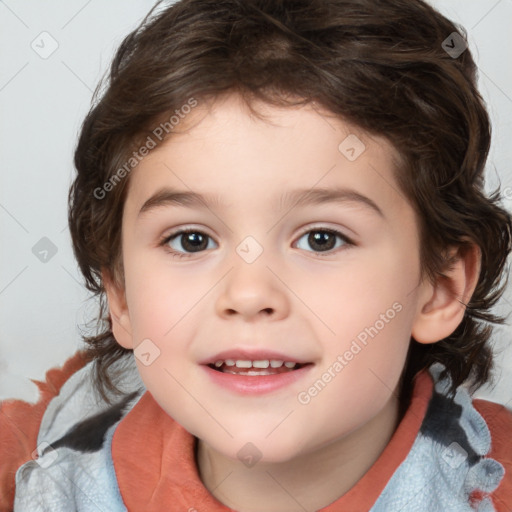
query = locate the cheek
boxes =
[300,250,418,411]
[303,247,418,343]
[124,258,204,339]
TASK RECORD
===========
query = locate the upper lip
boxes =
[199,349,313,366]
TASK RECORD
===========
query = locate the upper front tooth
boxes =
[214,360,223,367]
[225,359,236,367]
[235,360,252,368]
[270,360,284,368]
[253,360,270,368]
[284,361,296,368]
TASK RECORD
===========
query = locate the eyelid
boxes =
[159,223,354,243]
[159,225,218,247]
[294,224,354,244]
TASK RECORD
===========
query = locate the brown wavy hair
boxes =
[69,0,512,405]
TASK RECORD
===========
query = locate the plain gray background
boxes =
[1,1,511,405]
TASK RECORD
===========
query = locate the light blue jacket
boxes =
[14,357,506,511]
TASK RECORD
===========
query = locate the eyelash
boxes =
[159,226,355,259]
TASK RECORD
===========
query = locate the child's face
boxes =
[110,93,430,463]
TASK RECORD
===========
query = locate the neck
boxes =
[196,393,402,512]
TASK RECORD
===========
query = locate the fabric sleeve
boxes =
[0,350,90,512]
[472,398,512,512]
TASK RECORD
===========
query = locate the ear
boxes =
[411,243,481,344]
[102,269,134,349]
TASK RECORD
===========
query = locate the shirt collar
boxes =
[112,369,434,511]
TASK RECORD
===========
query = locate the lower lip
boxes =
[201,364,314,395]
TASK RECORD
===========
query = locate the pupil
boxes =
[309,231,335,251]
[183,232,207,252]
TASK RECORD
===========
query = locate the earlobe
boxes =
[102,269,134,349]
[411,243,481,344]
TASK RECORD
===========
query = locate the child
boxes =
[2,0,512,510]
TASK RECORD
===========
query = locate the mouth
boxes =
[207,359,312,376]
[200,349,315,394]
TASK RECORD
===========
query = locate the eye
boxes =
[294,227,353,256]
[160,229,217,258]
[160,226,354,259]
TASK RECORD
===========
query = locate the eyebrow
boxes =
[138,186,384,218]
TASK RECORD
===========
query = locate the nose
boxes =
[215,258,290,322]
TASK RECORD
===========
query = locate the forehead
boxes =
[124,93,411,224]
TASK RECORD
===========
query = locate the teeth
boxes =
[223,369,279,376]
[212,359,298,369]
[253,360,270,368]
